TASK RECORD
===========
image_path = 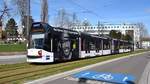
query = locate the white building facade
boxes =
[141,37,150,49]
[142,41,150,49]
[72,23,141,49]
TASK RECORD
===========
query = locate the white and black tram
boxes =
[27,22,134,63]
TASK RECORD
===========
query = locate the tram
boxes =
[27,22,133,63]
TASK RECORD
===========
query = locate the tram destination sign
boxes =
[31,23,45,33]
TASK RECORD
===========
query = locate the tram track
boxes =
[0,50,147,84]
[0,59,93,83]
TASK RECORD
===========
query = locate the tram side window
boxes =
[96,39,101,50]
[71,39,77,49]
[85,39,90,53]
[81,38,89,51]
[127,42,131,49]
[114,40,119,50]
[99,39,102,50]
[119,41,123,49]
[103,39,106,50]
[88,37,95,51]
[43,33,51,52]
[103,39,110,50]
[81,38,93,53]
[90,41,96,50]
[81,38,85,51]
[53,38,59,52]
[124,42,127,49]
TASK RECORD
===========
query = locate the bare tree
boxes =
[54,8,72,28]
[82,19,91,26]
[137,23,148,37]
[71,12,77,27]
[13,0,28,22]
[0,0,10,25]
[82,19,91,32]
[0,0,11,39]
[58,8,66,27]
[12,0,32,38]
[41,0,48,23]
[137,22,149,48]
[53,8,82,29]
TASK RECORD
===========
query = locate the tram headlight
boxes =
[38,50,42,57]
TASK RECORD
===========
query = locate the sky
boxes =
[1,0,150,34]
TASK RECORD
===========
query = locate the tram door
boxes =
[70,38,79,60]
[111,40,119,54]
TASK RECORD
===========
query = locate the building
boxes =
[141,37,150,49]
[6,34,26,42]
[72,23,141,49]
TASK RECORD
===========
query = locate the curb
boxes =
[25,51,150,84]
[0,52,26,56]
[138,60,150,84]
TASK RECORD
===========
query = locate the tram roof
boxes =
[80,32,109,39]
[53,27,79,35]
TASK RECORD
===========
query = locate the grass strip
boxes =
[0,43,26,52]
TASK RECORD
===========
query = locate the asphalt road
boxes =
[44,52,150,84]
[0,55,26,64]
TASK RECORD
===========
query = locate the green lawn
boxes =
[0,43,26,52]
[0,49,148,84]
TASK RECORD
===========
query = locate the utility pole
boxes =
[98,21,106,55]
[97,21,100,36]
[71,12,76,29]
[99,21,104,55]
[26,0,30,47]
[41,0,48,23]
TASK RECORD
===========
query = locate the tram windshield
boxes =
[31,38,44,49]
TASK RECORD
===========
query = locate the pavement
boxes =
[0,55,26,64]
[25,51,150,84]
[138,60,150,84]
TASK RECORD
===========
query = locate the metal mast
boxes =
[27,0,30,38]
[41,0,48,23]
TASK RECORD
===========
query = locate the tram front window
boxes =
[32,38,44,49]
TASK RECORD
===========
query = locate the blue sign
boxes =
[73,71,135,84]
